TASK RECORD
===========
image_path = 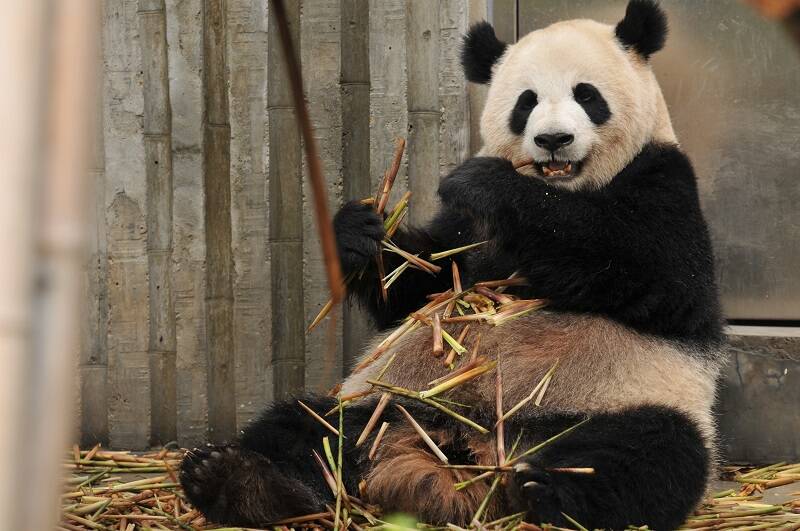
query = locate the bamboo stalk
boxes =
[395,404,448,463]
[368,422,390,460]
[429,356,488,387]
[506,417,591,465]
[469,332,483,363]
[430,241,488,261]
[496,360,560,425]
[496,354,506,466]
[547,467,596,475]
[375,139,406,215]
[419,360,497,399]
[432,313,444,357]
[475,277,530,290]
[454,470,496,491]
[444,324,470,366]
[382,241,441,274]
[355,393,391,447]
[298,400,341,437]
[452,261,462,293]
[270,0,343,302]
[367,379,488,433]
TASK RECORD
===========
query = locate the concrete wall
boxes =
[79,0,487,449]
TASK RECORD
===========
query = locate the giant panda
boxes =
[180,1,725,528]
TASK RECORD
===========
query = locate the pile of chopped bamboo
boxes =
[60,444,800,530]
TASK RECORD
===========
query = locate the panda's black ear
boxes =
[615,0,668,59]
[461,21,507,84]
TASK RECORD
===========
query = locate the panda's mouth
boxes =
[534,159,582,180]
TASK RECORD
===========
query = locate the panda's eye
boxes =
[574,83,598,104]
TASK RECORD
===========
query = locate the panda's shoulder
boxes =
[614,142,697,191]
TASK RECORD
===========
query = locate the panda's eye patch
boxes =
[509,89,538,135]
[574,83,597,103]
[573,83,611,125]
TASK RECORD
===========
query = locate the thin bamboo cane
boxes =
[270,0,344,303]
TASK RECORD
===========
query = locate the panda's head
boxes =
[464,0,676,190]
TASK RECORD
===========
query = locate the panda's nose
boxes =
[534,133,574,152]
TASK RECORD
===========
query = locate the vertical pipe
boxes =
[267,1,305,399]
[340,0,371,370]
[406,0,441,225]
[203,0,236,442]
[139,0,177,446]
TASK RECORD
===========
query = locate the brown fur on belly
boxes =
[364,424,501,525]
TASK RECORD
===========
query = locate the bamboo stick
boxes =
[375,139,406,214]
[368,422,390,460]
[298,400,341,437]
[395,404,448,463]
[432,313,444,357]
[270,0,344,302]
[355,393,391,447]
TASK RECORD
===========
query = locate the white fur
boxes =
[479,19,677,190]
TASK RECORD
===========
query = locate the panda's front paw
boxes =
[438,157,517,214]
[334,200,385,275]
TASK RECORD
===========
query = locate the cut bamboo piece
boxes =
[367,379,488,433]
[298,400,341,437]
[452,261,462,293]
[497,360,560,425]
[375,138,406,215]
[396,404,448,463]
[432,313,444,357]
[444,324,471,366]
[355,392,391,447]
[382,241,441,274]
[419,360,496,399]
[429,241,488,261]
[496,354,506,466]
[469,332,483,363]
[312,450,339,495]
[368,422,390,460]
[429,356,487,387]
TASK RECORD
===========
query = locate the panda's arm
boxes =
[335,203,477,330]
[438,149,717,339]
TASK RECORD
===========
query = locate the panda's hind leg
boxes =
[180,395,379,526]
[505,405,710,530]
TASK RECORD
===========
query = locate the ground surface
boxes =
[59,447,800,531]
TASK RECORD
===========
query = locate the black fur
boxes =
[181,397,709,529]
[509,89,539,135]
[461,21,508,84]
[615,0,668,59]
[507,405,709,529]
[339,143,723,349]
[573,83,611,125]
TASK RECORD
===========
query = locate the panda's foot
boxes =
[180,444,318,526]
